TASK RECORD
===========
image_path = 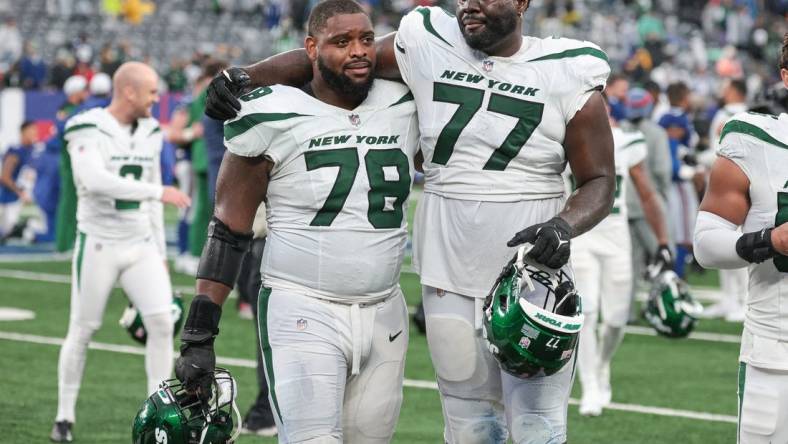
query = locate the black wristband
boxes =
[736,228,775,264]
[181,295,222,345]
[196,216,253,288]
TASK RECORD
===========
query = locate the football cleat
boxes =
[132,368,241,444]
[119,293,184,344]
[483,245,584,378]
[643,271,703,338]
[50,420,73,443]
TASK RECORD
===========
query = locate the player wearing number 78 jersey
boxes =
[174,2,420,443]
[693,34,788,444]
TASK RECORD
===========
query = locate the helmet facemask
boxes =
[132,368,242,444]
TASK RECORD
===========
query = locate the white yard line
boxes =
[0,269,742,344]
[0,330,737,424]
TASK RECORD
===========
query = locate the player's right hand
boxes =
[175,342,215,399]
[773,223,788,255]
[161,186,191,208]
[205,67,251,121]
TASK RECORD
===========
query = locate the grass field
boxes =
[0,256,741,444]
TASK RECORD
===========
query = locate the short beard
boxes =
[317,56,374,104]
[458,12,519,52]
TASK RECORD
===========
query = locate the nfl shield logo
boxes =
[296,318,308,331]
[348,113,361,127]
[561,349,573,360]
[482,60,494,72]
[518,337,531,349]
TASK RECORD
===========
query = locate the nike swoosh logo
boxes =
[389,330,403,342]
[395,41,406,54]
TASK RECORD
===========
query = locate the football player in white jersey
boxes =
[204,1,617,442]
[174,2,420,443]
[573,100,671,417]
[50,62,191,443]
[693,34,788,444]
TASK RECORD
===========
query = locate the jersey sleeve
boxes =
[561,42,611,122]
[393,8,423,86]
[394,7,454,87]
[626,137,648,168]
[717,131,754,181]
[223,88,284,160]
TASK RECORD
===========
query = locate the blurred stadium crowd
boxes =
[0,0,786,300]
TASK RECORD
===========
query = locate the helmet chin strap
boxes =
[516,245,536,294]
[198,372,243,444]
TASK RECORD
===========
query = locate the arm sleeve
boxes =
[149,144,167,258]
[68,135,163,201]
[694,210,749,269]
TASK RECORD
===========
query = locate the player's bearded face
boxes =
[317,54,374,102]
[457,1,520,52]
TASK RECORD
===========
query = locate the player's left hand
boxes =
[507,217,573,269]
[651,244,674,273]
[205,68,250,121]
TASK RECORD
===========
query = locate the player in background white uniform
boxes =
[201,1,617,442]
[693,35,788,444]
[699,79,750,322]
[174,3,420,443]
[573,101,670,416]
[50,62,191,443]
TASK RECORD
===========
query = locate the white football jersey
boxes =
[395,6,610,297]
[64,108,165,253]
[224,81,419,303]
[394,6,610,202]
[571,126,647,238]
[717,112,788,368]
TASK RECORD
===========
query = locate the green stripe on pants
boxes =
[257,287,282,424]
[75,232,86,291]
[737,362,746,444]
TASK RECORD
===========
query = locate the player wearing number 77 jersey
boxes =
[203,0,616,441]
[693,34,788,444]
[174,2,420,443]
[50,62,191,443]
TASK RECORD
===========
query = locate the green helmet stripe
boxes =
[257,287,283,424]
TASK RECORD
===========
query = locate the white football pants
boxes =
[572,228,632,406]
[258,286,409,443]
[738,362,788,444]
[55,232,174,423]
[423,286,575,444]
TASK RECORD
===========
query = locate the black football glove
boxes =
[651,244,674,274]
[507,216,573,269]
[174,295,222,400]
[175,341,215,398]
[204,67,251,121]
